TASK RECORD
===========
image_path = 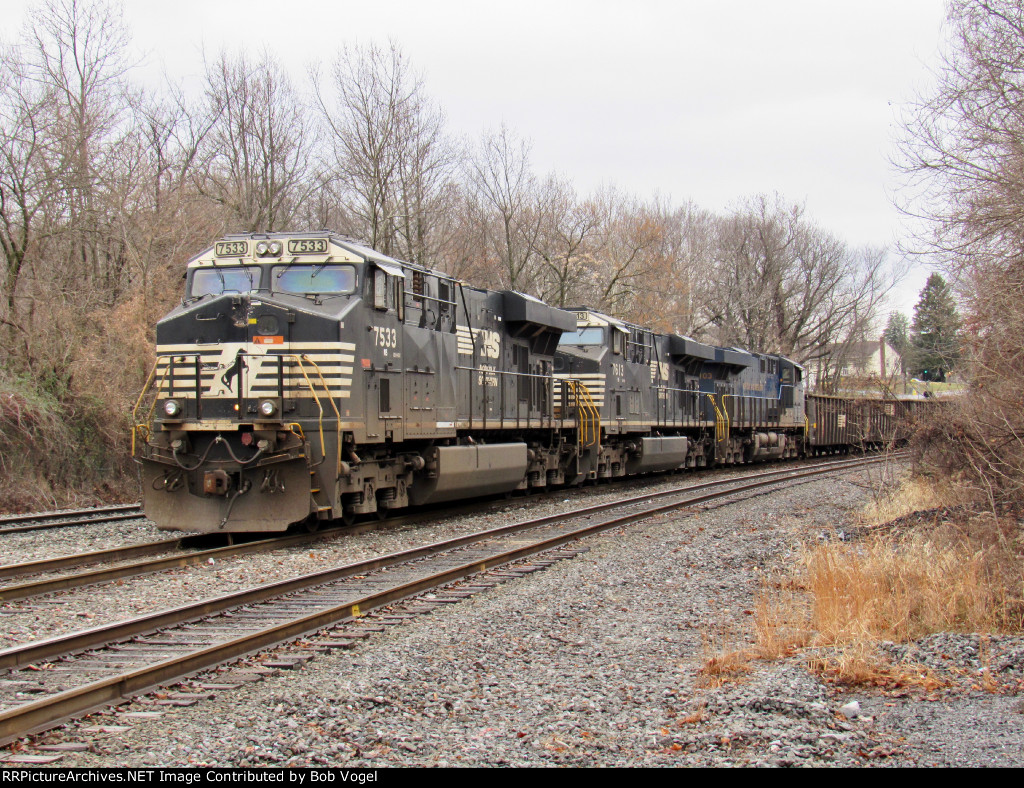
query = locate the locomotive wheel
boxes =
[304,518,320,533]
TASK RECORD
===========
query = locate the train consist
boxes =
[132,231,923,533]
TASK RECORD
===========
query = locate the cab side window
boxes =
[373,269,390,311]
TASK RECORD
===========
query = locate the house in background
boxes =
[835,337,902,379]
[809,337,902,391]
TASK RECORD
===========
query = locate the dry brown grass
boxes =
[859,474,960,528]
[806,643,952,691]
[677,702,707,725]
[743,472,1024,688]
[752,587,812,659]
[696,630,754,687]
[0,292,155,510]
[799,536,1022,642]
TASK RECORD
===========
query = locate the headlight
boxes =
[254,240,283,258]
[258,399,277,417]
[163,399,182,418]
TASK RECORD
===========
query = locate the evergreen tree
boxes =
[884,311,911,373]
[910,273,960,381]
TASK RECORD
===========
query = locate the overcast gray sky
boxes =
[6,0,950,315]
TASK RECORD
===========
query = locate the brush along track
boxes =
[0,505,144,535]
[0,454,890,746]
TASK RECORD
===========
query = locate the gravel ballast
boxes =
[0,468,820,647]
[3,465,1022,767]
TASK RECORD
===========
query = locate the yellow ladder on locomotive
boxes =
[565,379,601,453]
[707,392,730,462]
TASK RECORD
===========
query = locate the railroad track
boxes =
[0,532,328,603]
[0,452,904,603]
[0,504,144,535]
[0,453,889,747]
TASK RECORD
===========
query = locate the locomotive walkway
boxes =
[0,454,893,747]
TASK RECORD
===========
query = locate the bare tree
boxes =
[898,0,1024,503]
[119,83,220,313]
[312,43,458,264]
[26,0,135,304]
[292,169,348,235]
[704,195,893,374]
[428,181,493,282]
[0,0,140,386]
[533,176,601,307]
[897,1,1024,277]
[199,49,314,232]
[589,188,667,317]
[0,41,58,342]
[625,199,718,336]
[466,124,548,292]
[135,83,212,217]
[393,85,460,266]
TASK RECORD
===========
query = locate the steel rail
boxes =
[0,450,897,597]
[0,453,896,601]
[0,506,144,535]
[0,454,889,745]
[0,504,142,526]
[0,538,185,582]
[0,449,897,535]
[0,531,334,603]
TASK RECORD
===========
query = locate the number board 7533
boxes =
[287,239,328,254]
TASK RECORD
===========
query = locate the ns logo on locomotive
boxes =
[132,231,908,534]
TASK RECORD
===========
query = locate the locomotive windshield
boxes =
[190,266,261,298]
[558,326,605,345]
[272,264,357,295]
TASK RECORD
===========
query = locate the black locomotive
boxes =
[132,231,918,533]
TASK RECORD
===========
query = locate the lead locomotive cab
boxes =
[133,232,406,532]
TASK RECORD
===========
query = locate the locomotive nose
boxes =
[229,293,253,328]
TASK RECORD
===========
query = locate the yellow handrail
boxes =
[132,362,169,457]
[296,353,343,473]
[567,379,600,450]
[706,393,729,443]
[587,384,600,447]
[132,363,159,425]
